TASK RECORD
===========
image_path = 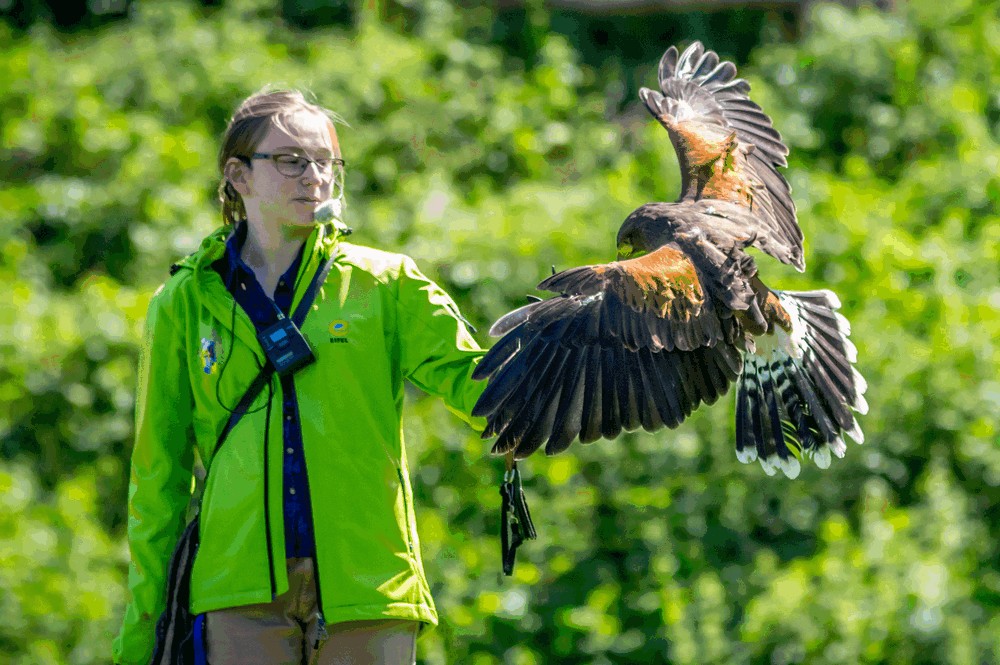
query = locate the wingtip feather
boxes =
[852,368,869,397]
[854,393,870,416]
[779,456,801,479]
[846,418,865,445]
[813,444,832,469]
[758,455,778,476]
[834,312,852,336]
[658,45,680,81]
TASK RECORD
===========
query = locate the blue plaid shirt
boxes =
[213,222,316,558]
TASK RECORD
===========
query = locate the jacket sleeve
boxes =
[395,256,488,431]
[113,285,195,665]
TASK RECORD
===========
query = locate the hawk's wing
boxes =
[639,42,804,271]
[471,245,744,459]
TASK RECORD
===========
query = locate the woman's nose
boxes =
[300,161,325,186]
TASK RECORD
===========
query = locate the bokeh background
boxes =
[1,0,999,663]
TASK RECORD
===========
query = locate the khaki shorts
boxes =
[204,558,418,665]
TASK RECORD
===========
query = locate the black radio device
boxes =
[256,316,315,376]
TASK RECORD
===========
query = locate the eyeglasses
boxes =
[250,152,346,178]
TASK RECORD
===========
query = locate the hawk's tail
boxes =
[735,289,868,478]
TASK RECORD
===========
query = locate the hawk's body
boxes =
[473,42,868,478]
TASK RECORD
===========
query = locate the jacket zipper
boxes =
[304,240,341,662]
[294,376,329,651]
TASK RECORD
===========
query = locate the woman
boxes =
[113,89,486,665]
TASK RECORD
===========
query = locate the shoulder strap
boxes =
[214,253,337,452]
[291,252,336,326]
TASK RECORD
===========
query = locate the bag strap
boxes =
[214,253,337,452]
[290,252,335,328]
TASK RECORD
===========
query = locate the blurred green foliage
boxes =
[1,0,998,663]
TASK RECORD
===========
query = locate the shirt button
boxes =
[285,415,292,421]
[289,488,296,495]
[286,447,294,454]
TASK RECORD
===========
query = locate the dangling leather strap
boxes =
[500,452,537,576]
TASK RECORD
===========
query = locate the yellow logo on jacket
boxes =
[328,320,349,343]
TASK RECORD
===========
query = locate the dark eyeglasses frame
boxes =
[249,152,346,178]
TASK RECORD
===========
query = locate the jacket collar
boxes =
[173,220,346,274]
[173,222,347,352]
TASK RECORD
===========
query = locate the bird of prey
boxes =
[472,42,868,479]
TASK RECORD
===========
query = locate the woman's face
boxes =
[228,110,340,236]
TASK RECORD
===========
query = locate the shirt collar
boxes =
[219,222,310,294]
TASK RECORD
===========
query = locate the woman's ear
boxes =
[224,157,252,198]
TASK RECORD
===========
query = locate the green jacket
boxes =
[113,223,487,665]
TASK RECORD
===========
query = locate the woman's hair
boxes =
[217,87,343,226]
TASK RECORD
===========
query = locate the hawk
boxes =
[473,42,868,478]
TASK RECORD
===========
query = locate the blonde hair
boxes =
[217,88,343,226]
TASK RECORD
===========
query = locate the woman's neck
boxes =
[240,220,311,290]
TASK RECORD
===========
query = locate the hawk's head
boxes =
[616,203,678,260]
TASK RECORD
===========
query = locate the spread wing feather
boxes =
[529,245,729,352]
[579,348,604,444]
[660,42,788,168]
[639,42,804,271]
[472,246,745,458]
[547,348,587,454]
[639,348,673,428]
[735,290,867,476]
